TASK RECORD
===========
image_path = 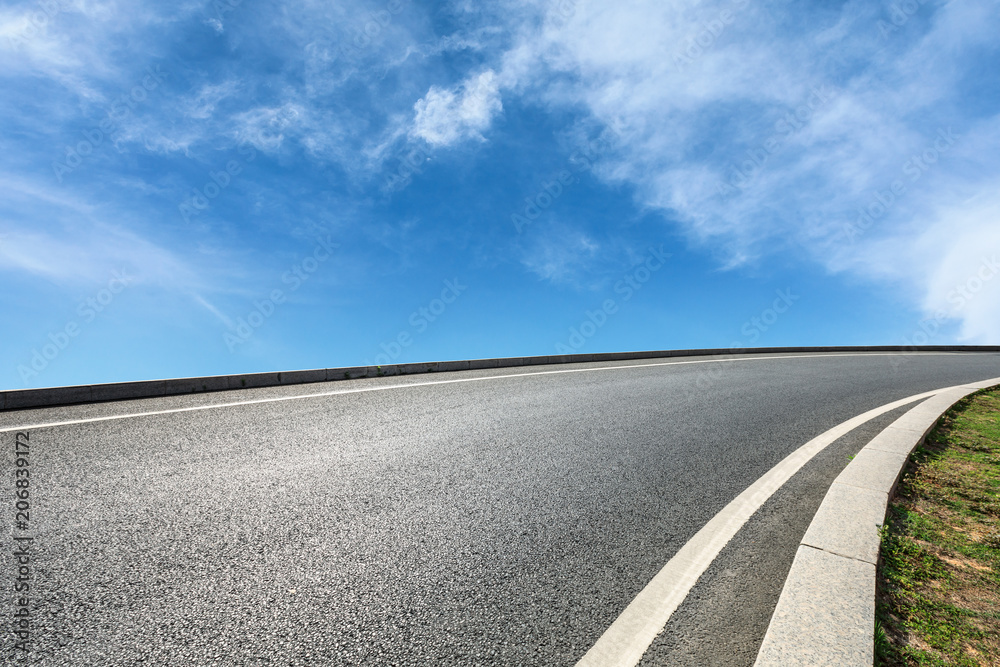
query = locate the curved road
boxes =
[2,351,999,665]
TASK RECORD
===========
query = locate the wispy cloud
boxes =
[232,103,307,153]
[519,224,600,286]
[444,0,1000,340]
[1,0,997,388]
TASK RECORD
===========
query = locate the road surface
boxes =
[2,351,999,665]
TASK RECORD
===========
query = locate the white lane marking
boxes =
[0,352,970,435]
[575,381,983,667]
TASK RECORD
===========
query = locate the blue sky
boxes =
[1,0,999,389]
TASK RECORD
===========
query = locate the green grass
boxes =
[876,388,1000,666]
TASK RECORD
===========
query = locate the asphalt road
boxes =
[2,351,1000,666]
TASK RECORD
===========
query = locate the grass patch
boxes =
[876,387,1000,666]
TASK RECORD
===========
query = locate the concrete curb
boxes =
[2,345,999,412]
[753,378,1000,666]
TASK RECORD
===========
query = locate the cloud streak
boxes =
[435,0,1000,340]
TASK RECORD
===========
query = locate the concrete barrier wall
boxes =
[3,346,999,411]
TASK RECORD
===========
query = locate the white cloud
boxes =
[410,69,503,146]
[476,0,1000,341]
[0,1,182,100]
[0,173,207,292]
[185,81,240,119]
[914,190,1000,342]
[5,0,996,346]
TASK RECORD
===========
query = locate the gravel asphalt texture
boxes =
[2,351,1000,666]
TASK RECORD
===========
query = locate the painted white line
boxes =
[575,382,978,667]
[0,352,959,434]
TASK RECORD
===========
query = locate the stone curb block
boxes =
[801,483,887,565]
[326,367,367,381]
[91,381,167,403]
[3,346,999,412]
[835,449,910,498]
[162,376,230,394]
[754,545,875,666]
[754,379,1000,666]
[5,385,94,410]
[865,426,930,456]
[278,369,327,385]
[228,373,281,390]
